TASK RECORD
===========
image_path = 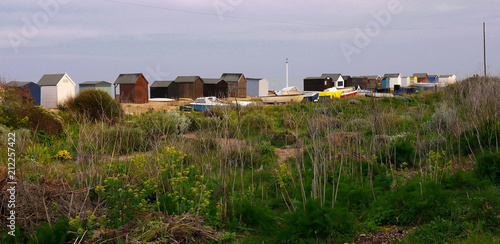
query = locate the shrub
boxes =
[475,152,500,185]
[455,120,500,156]
[240,112,274,133]
[380,139,416,168]
[279,199,355,243]
[0,84,31,129]
[63,89,123,123]
[424,104,456,132]
[28,218,74,244]
[27,106,64,136]
[133,111,190,136]
[345,118,371,132]
[102,126,148,153]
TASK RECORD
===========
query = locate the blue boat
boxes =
[189,97,228,112]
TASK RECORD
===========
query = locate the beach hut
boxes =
[7,81,41,106]
[351,75,381,90]
[220,73,247,98]
[428,75,439,83]
[203,78,228,98]
[321,73,344,88]
[150,80,179,99]
[79,81,112,96]
[304,76,332,91]
[175,76,204,100]
[439,74,457,85]
[114,73,149,103]
[246,78,269,97]
[413,73,429,83]
[382,73,402,89]
[37,73,76,108]
[401,76,411,87]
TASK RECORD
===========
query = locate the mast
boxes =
[483,22,487,79]
[286,58,289,88]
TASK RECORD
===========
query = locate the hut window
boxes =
[324,80,327,86]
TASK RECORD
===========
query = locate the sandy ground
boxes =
[121,101,191,115]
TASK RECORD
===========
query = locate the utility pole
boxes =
[484,22,487,80]
[286,58,289,88]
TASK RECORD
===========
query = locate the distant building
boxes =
[174,76,204,100]
[401,76,411,87]
[321,73,344,88]
[413,73,429,83]
[150,80,179,99]
[382,73,402,89]
[303,73,344,91]
[428,75,439,83]
[202,78,228,98]
[37,73,76,108]
[246,78,269,97]
[220,73,247,98]
[304,76,333,91]
[79,81,112,96]
[114,73,149,103]
[439,74,457,85]
[351,75,381,90]
[7,81,41,106]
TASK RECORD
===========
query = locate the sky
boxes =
[1,0,499,90]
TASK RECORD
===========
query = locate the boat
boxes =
[317,87,342,101]
[275,86,302,95]
[261,94,305,104]
[340,90,358,98]
[149,98,175,102]
[189,97,228,111]
[364,92,394,98]
[304,91,319,102]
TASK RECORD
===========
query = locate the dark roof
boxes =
[383,73,401,78]
[304,76,326,80]
[321,73,342,80]
[80,81,110,85]
[202,78,221,85]
[114,73,142,84]
[174,76,200,83]
[151,80,175,88]
[366,75,381,79]
[428,75,439,78]
[37,74,66,86]
[413,73,428,78]
[7,81,35,87]
[220,73,243,83]
[246,78,263,82]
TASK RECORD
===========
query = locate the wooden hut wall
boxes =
[304,78,332,91]
[134,75,149,103]
[120,84,135,103]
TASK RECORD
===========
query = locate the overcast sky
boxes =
[1,0,499,90]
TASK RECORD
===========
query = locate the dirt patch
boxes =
[355,226,413,244]
[275,147,302,163]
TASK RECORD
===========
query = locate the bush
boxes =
[476,152,500,185]
[28,218,74,244]
[0,84,31,129]
[455,120,500,156]
[345,118,371,132]
[103,126,148,153]
[380,139,416,168]
[279,199,355,243]
[27,106,64,136]
[63,89,123,123]
[241,112,274,133]
[424,104,456,132]
[133,111,190,137]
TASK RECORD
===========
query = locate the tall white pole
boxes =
[286,58,289,88]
